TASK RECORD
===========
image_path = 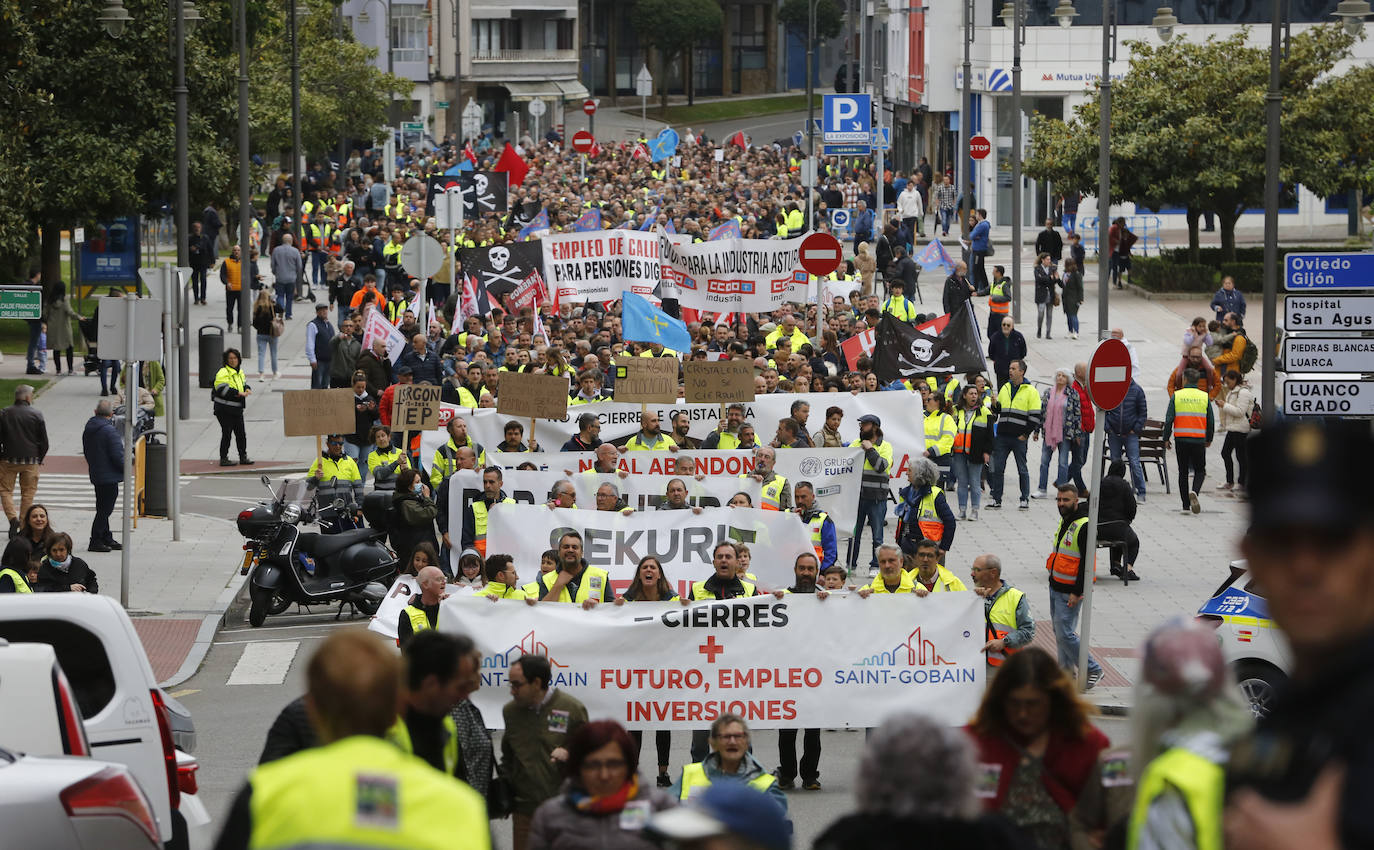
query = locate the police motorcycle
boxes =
[237,475,396,627]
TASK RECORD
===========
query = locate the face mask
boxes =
[413,482,423,494]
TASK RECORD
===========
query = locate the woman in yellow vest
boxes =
[612,556,680,788]
[670,713,789,816]
[895,458,956,556]
[211,348,253,467]
[950,384,992,521]
[0,544,33,592]
[922,390,957,486]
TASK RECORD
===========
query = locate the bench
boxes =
[1101,417,1170,494]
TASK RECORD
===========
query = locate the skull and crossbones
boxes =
[480,246,522,287]
[465,173,497,212]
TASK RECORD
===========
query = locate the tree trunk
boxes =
[41,224,63,300]
[659,50,670,111]
[686,47,695,107]
[1218,206,1241,263]
[1185,207,1201,264]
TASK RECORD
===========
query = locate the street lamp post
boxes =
[806,0,817,236]
[959,0,972,255]
[289,0,304,299]
[173,0,201,269]
[238,0,253,355]
[1097,0,1114,341]
[1001,1,1025,323]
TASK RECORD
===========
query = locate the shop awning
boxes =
[554,80,590,101]
[503,81,565,102]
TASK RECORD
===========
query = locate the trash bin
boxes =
[143,437,169,517]
[198,325,224,389]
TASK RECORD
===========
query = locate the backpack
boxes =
[1249,400,1263,430]
[1236,329,1258,375]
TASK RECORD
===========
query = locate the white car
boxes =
[1195,559,1293,718]
[0,595,212,849]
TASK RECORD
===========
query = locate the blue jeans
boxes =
[341,442,372,484]
[1049,589,1101,678]
[1107,432,1146,496]
[25,319,41,371]
[311,251,327,286]
[1064,311,1080,334]
[949,453,983,513]
[1062,212,1076,234]
[850,498,888,570]
[256,332,278,373]
[990,434,1030,503]
[274,282,293,319]
[1068,434,1088,491]
[1038,440,1071,492]
[939,208,954,234]
[311,362,330,389]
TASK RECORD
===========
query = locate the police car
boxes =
[1195,559,1292,719]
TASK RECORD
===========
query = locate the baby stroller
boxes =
[79,316,101,376]
[112,404,157,445]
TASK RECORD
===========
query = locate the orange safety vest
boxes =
[1172,388,1209,441]
[1046,517,1089,586]
[985,586,1025,667]
[953,407,987,454]
[988,279,1010,315]
[915,487,945,545]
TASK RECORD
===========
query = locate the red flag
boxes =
[841,328,876,370]
[727,130,748,148]
[494,143,529,186]
[463,142,478,166]
[631,142,650,161]
[589,141,602,158]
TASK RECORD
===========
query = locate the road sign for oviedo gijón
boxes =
[1283,252,1374,290]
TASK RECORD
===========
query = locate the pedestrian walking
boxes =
[969,209,991,293]
[0,384,48,535]
[187,220,213,305]
[1216,369,1253,497]
[503,653,589,850]
[1162,368,1214,515]
[270,233,304,319]
[252,289,282,380]
[1033,368,1081,498]
[1060,258,1083,339]
[987,360,1040,510]
[305,302,335,389]
[970,554,1034,670]
[81,399,123,553]
[1046,485,1104,687]
[43,282,83,375]
[211,348,253,467]
[1033,252,1061,339]
[22,267,43,374]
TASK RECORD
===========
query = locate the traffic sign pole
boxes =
[1076,338,1133,692]
[800,232,843,339]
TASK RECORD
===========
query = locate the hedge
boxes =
[1164,245,1351,265]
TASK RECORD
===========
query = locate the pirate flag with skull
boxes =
[460,241,546,304]
[871,301,987,386]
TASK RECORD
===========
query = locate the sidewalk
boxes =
[9,287,333,686]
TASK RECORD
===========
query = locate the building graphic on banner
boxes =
[842,626,976,685]
[480,630,588,689]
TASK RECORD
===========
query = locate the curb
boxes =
[158,569,249,689]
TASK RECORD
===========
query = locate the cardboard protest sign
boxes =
[393,384,443,432]
[683,361,755,404]
[281,389,357,437]
[613,358,680,404]
[496,371,570,420]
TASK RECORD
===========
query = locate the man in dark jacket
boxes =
[1104,379,1148,502]
[1048,484,1103,688]
[1097,461,1140,582]
[355,339,393,398]
[987,318,1027,386]
[1034,218,1063,267]
[0,383,49,535]
[82,400,124,553]
[942,263,974,316]
[396,333,442,386]
[187,220,214,305]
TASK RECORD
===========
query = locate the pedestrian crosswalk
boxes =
[4,472,123,512]
[226,641,300,686]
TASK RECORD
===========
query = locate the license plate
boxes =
[240,550,255,573]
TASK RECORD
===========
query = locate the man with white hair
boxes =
[970,554,1034,671]
[397,565,447,645]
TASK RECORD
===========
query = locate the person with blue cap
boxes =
[648,781,791,850]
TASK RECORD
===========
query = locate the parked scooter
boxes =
[237,476,395,626]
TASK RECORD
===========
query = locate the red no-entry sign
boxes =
[571,130,594,154]
[1086,338,1133,410]
[583,98,598,116]
[969,135,991,160]
[799,232,843,277]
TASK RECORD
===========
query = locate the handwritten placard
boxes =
[281,389,357,437]
[613,358,679,404]
[496,371,570,420]
[393,383,443,431]
[683,361,755,404]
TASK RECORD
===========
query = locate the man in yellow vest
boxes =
[763,313,809,352]
[849,414,894,572]
[1127,620,1252,850]
[536,531,611,606]
[1162,367,1214,516]
[793,481,836,571]
[904,538,967,594]
[859,544,916,595]
[397,565,446,645]
[742,445,790,511]
[702,403,746,450]
[476,554,527,599]
[670,713,789,817]
[307,434,364,507]
[218,628,490,849]
[970,553,1033,670]
[623,410,677,452]
[1048,484,1102,688]
[386,630,481,779]
[462,466,516,556]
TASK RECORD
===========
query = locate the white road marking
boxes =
[225,641,299,685]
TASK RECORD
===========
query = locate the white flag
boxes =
[362,307,409,364]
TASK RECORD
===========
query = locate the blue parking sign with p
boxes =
[823,94,871,143]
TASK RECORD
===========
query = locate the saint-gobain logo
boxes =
[799,457,856,477]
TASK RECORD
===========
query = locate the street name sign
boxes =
[1283,252,1374,290]
[0,287,43,320]
[1284,294,1374,332]
[1282,335,1374,373]
[1282,379,1374,416]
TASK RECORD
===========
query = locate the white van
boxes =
[0,594,200,849]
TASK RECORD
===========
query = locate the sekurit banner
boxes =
[421,593,985,730]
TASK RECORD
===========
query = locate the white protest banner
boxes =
[657,226,814,312]
[368,575,479,641]
[541,230,662,305]
[575,473,760,513]
[429,391,936,508]
[440,593,985,730]
[361,307,409,364]
[485,505,812,595]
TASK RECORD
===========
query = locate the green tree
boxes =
[1025,25,1358,262]
[633,0,723,108]
[779,0,844,42]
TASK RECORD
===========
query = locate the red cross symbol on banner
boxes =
[698,636,725,664]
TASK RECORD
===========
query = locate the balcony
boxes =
[472,48,577,62]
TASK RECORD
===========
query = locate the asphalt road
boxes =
[179,589,1129,848]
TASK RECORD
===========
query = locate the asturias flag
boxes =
[574,208,602,232]
[622,291,691,352]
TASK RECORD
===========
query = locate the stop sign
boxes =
[582,98,597,116]
[1086,338,1133,410]
[969,135,991,160]
[799,232,843,277]
[571,130,594,154]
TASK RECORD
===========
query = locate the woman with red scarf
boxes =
[966,648,1109,849]
[528,720,676,849]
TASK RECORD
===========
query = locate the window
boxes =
[0,620,116,719]
[390,3,426,63]
[473,18,523,56]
